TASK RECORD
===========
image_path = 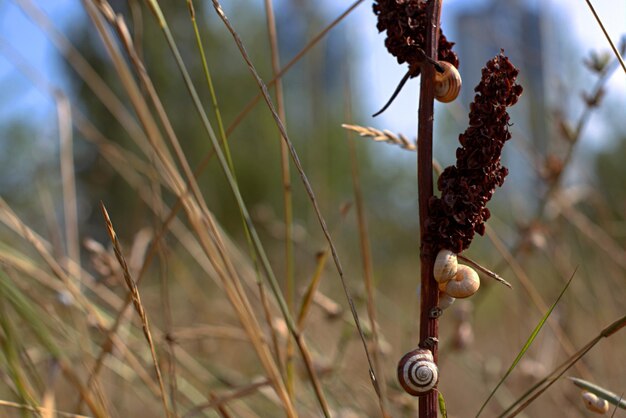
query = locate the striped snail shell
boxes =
[397,348,438,396]
[582,391,609,414]
[434,61,462,103]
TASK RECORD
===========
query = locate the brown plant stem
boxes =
[417,1,442,417]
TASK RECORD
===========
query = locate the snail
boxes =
[440,265,480,298]
[434,249,458,284]
[434,61,462,103]
[373,60,461,117]
[438,291,456,310]
[397,348,439,396]
[434,249,480,298]
[581,391,610,414]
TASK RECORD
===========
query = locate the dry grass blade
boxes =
[297,250,329,329]
[226,0,365,135]
[262,0,296,398]
[182,378,270,418]
[56,94,80,282]
[210,5,380,410]
[42,361,61,418]
[499,314,626,417]
[100,202,171,418]
[457,254,512,288]
[347,129,389,415]
[342,123,416,151]
[0,399,91,418]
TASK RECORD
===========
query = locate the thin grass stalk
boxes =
[584,0,626,74]
[55,93,80,283]
[0,400,91,418]
[186,0,233,171]
[104,6,214,231]
[70,119,287,414]
[91,1,272,377]
[185,0,284,378]
[40,362,60,418]
[257,281,284,369]
[0,269,108,418]
[150,156,179,416]
[143,0,332,414]
[109,334,170,401]
[416,1,442,417]
[476,271,576,417]
[225,0,365,136]
[129,1,296,416]
[208,1,381,411]
[489,49,621,277]
[0,301,39,416]
[499,314,626,417]
[58,361,108,418]
[297,250,329,329]
[100,203,171,418]
[347,136,388,415]
[0,198,108,329]
[182,379,270,418]
[36,180,66,264]
[66,1,366,277]
[142,0,297,336]
[79,1,192,400]
[262,0,296,398]
[54,90,103,412]
[0,204,246,412]
[560,205,626,271]
[484,224,591,378]
[534,55,620,220]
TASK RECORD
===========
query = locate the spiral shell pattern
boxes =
[434,61,462,103]
[397,348,438,396]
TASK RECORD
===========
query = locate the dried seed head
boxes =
[373,0,459,78]
[425,52,523,253]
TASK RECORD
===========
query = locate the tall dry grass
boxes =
[0,1,625,417]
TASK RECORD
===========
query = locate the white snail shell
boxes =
[434,61,462,103]
[582,391,609,414]
[439,264,480,298]
[433,249,480,298]
[438,291,456,310]
[434,249,458,284]
[397,348,438,396]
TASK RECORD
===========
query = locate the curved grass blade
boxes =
[569,377,626,410]
[438,391,448,418]
[475,269,577,417]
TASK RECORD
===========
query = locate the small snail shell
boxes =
[439,265,480,298]
[582,391,609,414]
[397,348,438,396]
[434,61,462,103]
[434,249,458,284]
[438,291,456,310]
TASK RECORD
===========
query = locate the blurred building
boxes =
[455,0,549,155]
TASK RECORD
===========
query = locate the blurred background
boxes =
[0,0,625,417]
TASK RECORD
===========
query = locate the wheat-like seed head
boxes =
[341,123,415,151]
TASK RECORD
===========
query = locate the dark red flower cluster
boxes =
[373,0,459,77]
[425,52,523,253]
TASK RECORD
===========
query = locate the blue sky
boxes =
[1,0,624,145]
